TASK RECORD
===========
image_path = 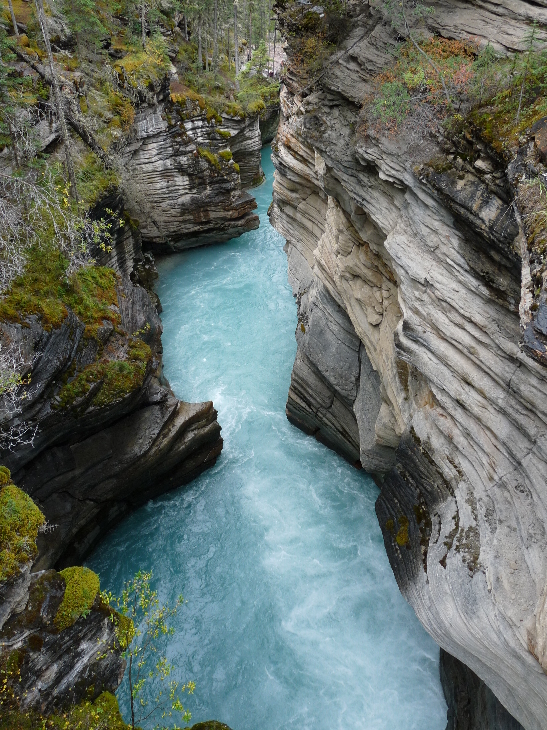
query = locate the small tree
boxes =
[102,570,195,730]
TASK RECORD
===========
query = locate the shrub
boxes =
[372,81,410,124]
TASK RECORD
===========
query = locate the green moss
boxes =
[54,566,100,631]
[56,337,151,410]
[114,36,170,90]
[77,153,120,209]
[224,102,245,118]
[206,107,222,124]
[0,246,120,331]
[0,691,131,730]
[218,149,233,162]
[469,93,547,155]
[217,129,232,139]
[247,98,266,115]
[0,466,11,487]
[233,162,240,174]
[395,516,409,547]
[0,484,45,583]
[197,146,221,170]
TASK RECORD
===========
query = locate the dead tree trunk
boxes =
[197,17,202,71]
[213,0,218,69]
[7,0,19,36]
[34,0,78,201]
[141,2,146,49]
[248,4,252,59]
[234,1,240,75]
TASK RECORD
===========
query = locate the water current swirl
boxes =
[88,146,447,730]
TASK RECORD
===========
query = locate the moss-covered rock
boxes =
[0,483,45,583]
[0,248,120,332]
[197,146,221,170]
[54,566,100,631]
[55,336,152,411]
[0,691,131,730]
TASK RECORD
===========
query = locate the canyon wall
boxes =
[1,207,223,570]
[0,67,277,570]
[270,2,547,728]
[122,87,261,251]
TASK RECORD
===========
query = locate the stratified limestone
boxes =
[121,87,260,252]
[0,221,222,570]
[270,2,547,729]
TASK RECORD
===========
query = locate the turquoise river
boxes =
[88,146,447,730]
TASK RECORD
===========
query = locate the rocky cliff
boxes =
[120,82,262,251]
[270,2,547,728]
[0,194,223,571]
[0,477,128,724]
[0,40,280,570]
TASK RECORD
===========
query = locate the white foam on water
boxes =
[87,147,447,730]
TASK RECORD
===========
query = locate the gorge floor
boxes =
[87,147,447,730]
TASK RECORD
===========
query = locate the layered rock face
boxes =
[270,2,547,728]
[121,86,261,251]
[0,565,124,713]
[0,219,222,570]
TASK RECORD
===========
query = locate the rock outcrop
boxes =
[1,566,125,713]
[0,482,126,716]
[119,83,261,252]
[0,212,222,570]
[271,2,547,728]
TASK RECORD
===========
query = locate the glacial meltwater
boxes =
[88,147,447,730]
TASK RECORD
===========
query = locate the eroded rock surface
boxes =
[121,84,260,251]
[0,567,124,713]
[271,2,547,728]
[0,220,222,570]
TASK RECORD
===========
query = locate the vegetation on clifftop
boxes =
[359,9,547,155]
